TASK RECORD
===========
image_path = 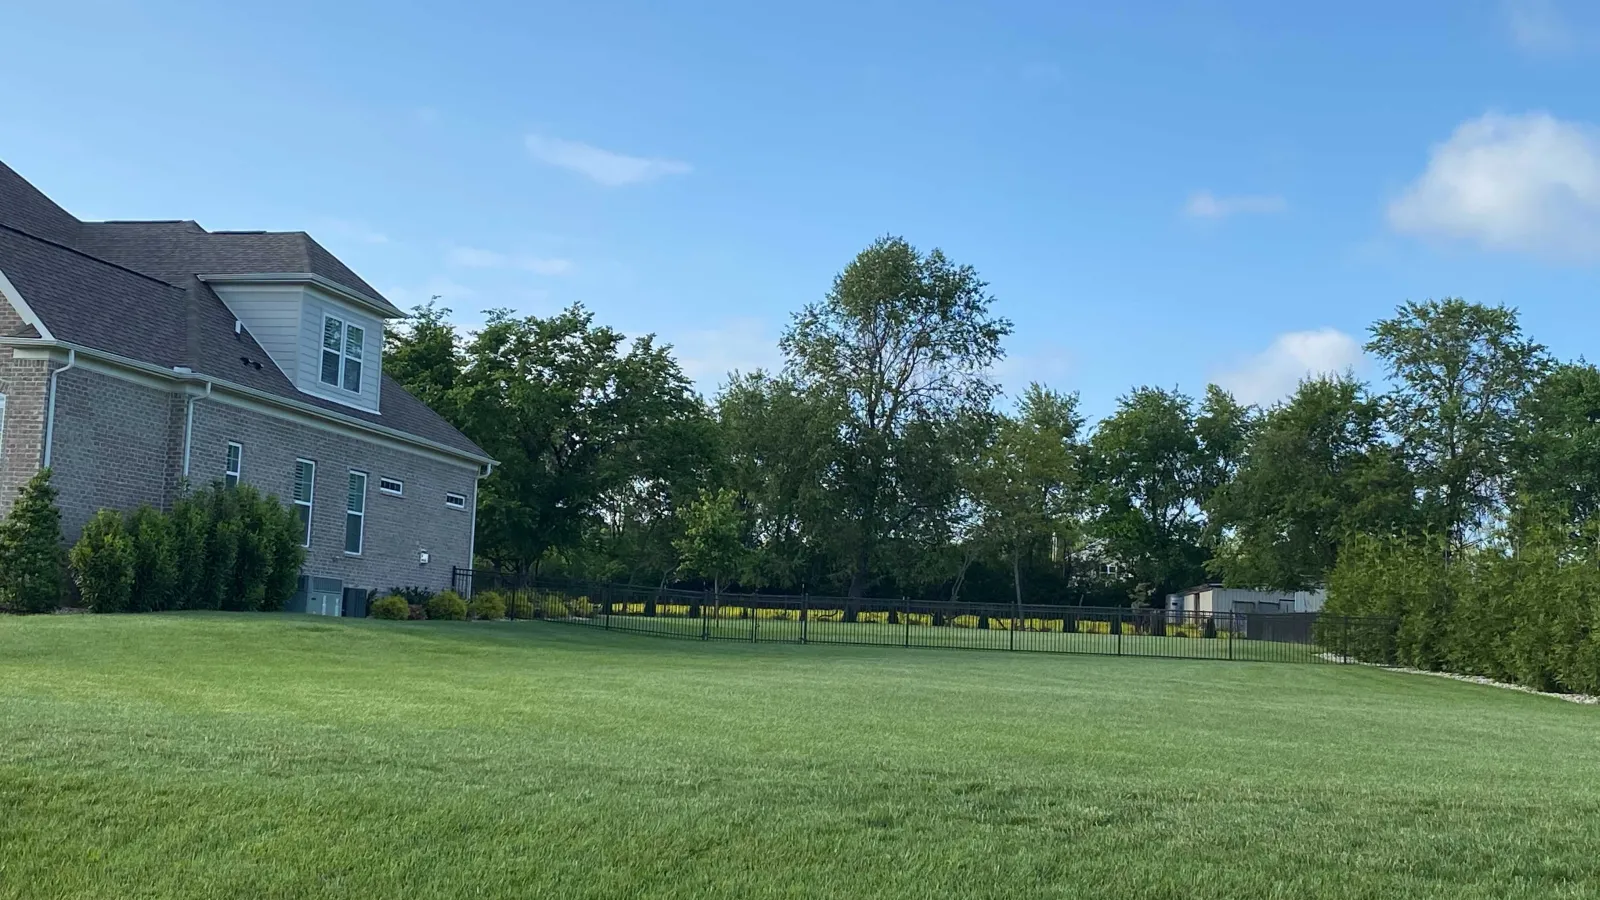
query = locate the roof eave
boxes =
[0,336,493,466]
[198,272,404,318]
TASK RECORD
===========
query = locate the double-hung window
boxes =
[320,315,365,394]
[293,459,316,547]
[345,470,367,555]
[224,442,242,489]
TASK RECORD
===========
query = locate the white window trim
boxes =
[379,477,404,496]
[319,314,365,395]
[345,469,367,556]
[0,392,7,456]
[294,458,316,548]
[225,441,243,488]
[445,492,467,510]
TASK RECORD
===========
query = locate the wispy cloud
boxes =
[524,134,692,187]
[1212,329,1366,406]
[314,218,390,245]
[445,245,573,275]
[1388,111,1600,261]
[1504,0,1593,56]
[381,277,478,314]
[663,318,784,392]
[1183,190,1288,220]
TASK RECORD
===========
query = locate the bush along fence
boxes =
[453,569,1394,665]
[1323,530,1600,696]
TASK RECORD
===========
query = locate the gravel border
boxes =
[1321,653,1599,705]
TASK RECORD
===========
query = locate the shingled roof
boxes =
[0,162,487,461]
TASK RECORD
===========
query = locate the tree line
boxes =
[387,235,1597,610]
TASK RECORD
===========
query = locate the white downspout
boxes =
[179,379,213,478]
[41,349,77,470]
[465,462,492,594]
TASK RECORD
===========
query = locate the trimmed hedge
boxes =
[426,590,468,621]
[469,590,507,621]
[371,594,411,620]
[64,482,305,615]
[1325,529,1600,695]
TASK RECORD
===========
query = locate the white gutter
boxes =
[41,349,77,469]
[179,378,213,478]
[465,462,494,589]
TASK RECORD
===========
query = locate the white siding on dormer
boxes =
[296,288,383,414]
[212,284,304,378]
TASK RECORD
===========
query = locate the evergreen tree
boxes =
[0,469,65,614]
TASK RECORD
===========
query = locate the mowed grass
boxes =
[1,616,1597,900]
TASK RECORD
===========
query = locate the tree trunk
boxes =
[1012,545,1024,632]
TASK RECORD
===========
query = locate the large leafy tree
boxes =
[1207,376,1415,591]
[969,384,1085,606]
[453,305,704,572]
[780,235,1012,597]
[1367,298,1550,551]
[1087,385,1250,604]
[715,371,846,590]
[1514,362,1600,526]
[384,301,462,420]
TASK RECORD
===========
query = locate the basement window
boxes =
[379,477,404,496]
[444,492,467,510]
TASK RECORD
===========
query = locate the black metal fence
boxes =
[452,569,1392,665]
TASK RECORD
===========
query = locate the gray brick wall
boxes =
[188,398,479,593]
[50,367,182,539]
[0,294,51,518]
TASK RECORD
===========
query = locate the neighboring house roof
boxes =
[0,162,487,462]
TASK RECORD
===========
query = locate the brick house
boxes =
[0,161,492,614]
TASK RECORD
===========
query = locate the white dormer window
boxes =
[320,314,364,393]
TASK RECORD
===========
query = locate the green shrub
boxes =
[538,594,571,619]
[427,590,467,621]
[509,593,535,619]
[126,505,178,612]
[469,590,507,620]
[386,586,436,606]
[70,509,136,614]
[0,469,65,613]
[371,594,410,620]
[169,493,210,610]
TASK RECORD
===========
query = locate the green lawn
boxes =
[1,615,1596,899]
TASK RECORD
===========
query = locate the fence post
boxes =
[1009,610,1016,651]
[1116,611,1123,656]
[603,584,611,630]
[751,597,759,643]
[702,590,711,641]
[800,593,809,644]
[904,596,911,647]
[1341,615,1349,663]
[1227,613,1234,661]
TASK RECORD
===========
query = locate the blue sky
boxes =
[5,0,1600,418]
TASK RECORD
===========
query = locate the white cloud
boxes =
[524,134,691,187]
[662,318,784,392]
[1388,112,1600,261]
[1212,329,1366,407]
[1183,190,1287,219]
[445,245,572,275]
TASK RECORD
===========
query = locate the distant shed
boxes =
[1166,584,1326,617]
